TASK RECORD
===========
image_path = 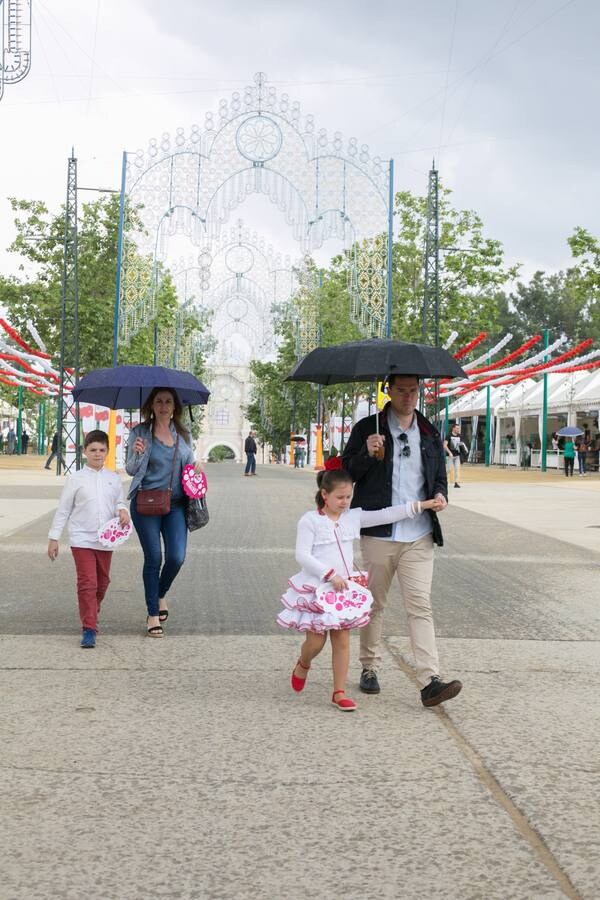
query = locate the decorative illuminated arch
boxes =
[116,72,394,355]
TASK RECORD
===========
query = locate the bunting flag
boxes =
[452,332,487,360]
[448,345,600,396]
[462,333,513,370]
[432,329,599,406]
[442,336,569,395]
[443,331,459,351]
[464,335,542,376]
[0,319,62,397]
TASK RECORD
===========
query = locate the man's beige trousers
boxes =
[359,533,439,688]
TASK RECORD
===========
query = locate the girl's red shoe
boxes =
[331,690,357,712]
[291,657,310,692]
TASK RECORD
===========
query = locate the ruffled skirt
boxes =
[276,575,373,634]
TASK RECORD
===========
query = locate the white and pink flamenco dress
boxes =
[277,503,420,634]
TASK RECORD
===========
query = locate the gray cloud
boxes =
[0,0,597,284]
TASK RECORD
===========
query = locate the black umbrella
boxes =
[72,365,210,409]
[286,338,465,384]
[286,338,465,435]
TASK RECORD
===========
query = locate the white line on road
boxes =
[0,544,594,565]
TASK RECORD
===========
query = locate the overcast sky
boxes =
[0,0,597,285]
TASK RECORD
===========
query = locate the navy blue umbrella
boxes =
[72,365,210,409]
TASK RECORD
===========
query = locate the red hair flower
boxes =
[324,456,343,471]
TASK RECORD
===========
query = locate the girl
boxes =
[126,387,204,637]
[277,469,443,711]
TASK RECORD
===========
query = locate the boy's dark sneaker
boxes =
[80,629,96,649]
[359,668,380,694]
[421,676,462,707]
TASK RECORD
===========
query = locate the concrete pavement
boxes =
[1,459,599,899]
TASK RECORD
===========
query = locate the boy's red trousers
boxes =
[70,548,113,631]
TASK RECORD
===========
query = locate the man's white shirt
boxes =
[384,409,432,543]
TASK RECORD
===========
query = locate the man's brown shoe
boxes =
[420,676,462,707]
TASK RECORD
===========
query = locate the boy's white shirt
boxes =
[48,464,128,550]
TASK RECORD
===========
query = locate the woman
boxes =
[576,437,588,476]
[563,438,575,477]
[126,387,203,637]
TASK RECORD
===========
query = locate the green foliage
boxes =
[496,270,590,344]
[567,227,600,340]
[247,186,519,441]
[208,444,235,462]
[0,195,209,410]
[391,187,518,344]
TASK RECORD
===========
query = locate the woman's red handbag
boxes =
[136,436,179,516]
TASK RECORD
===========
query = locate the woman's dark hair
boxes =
[315,468,353,509]
[141,387,190,440]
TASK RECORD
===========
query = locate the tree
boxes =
[567,227,600,340]
[246,321,318,452]
[0,195,210,412]
[390,187,519,344]
[496,270,589,344]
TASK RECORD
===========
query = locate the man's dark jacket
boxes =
[244,435,257,454]
[342,403,448,545]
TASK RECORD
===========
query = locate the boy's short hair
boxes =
[84,429,109,449]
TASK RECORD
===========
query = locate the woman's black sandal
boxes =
[158,609,169,623]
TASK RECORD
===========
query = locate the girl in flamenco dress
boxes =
[277,468,443,711]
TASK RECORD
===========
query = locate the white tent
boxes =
[446,370,600,468]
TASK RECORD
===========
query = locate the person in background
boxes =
[575,436,588,476]
[444,422,468,489]
[45,432,59,470]
[21,430,29,455]
[244,430,257,476]
[563,438,575,477]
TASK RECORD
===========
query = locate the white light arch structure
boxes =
[0,0,32,101]
[114,72,394,353]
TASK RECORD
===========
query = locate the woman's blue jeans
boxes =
[130,499,188,616]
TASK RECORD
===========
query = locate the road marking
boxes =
[386,641,583,900]
[0,544,594,566]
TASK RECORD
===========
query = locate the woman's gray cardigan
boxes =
[125,422,195,500]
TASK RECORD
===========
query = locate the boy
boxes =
[444,422,468,488]
[47,430,130,648]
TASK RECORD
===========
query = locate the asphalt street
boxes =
[2,462,599,643]
[2,462,600,900]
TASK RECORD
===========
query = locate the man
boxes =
[244,430,257,476]
[343,374,462,708]
[444,422,468,488]
[45,432,59,470]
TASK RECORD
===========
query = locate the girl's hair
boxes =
[315,468,353,509]
[141,387,190,440]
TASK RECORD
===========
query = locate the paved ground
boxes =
[1,457,599,899]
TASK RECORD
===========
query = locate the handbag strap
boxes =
[168,435,180,492]
[334,527,352,578]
